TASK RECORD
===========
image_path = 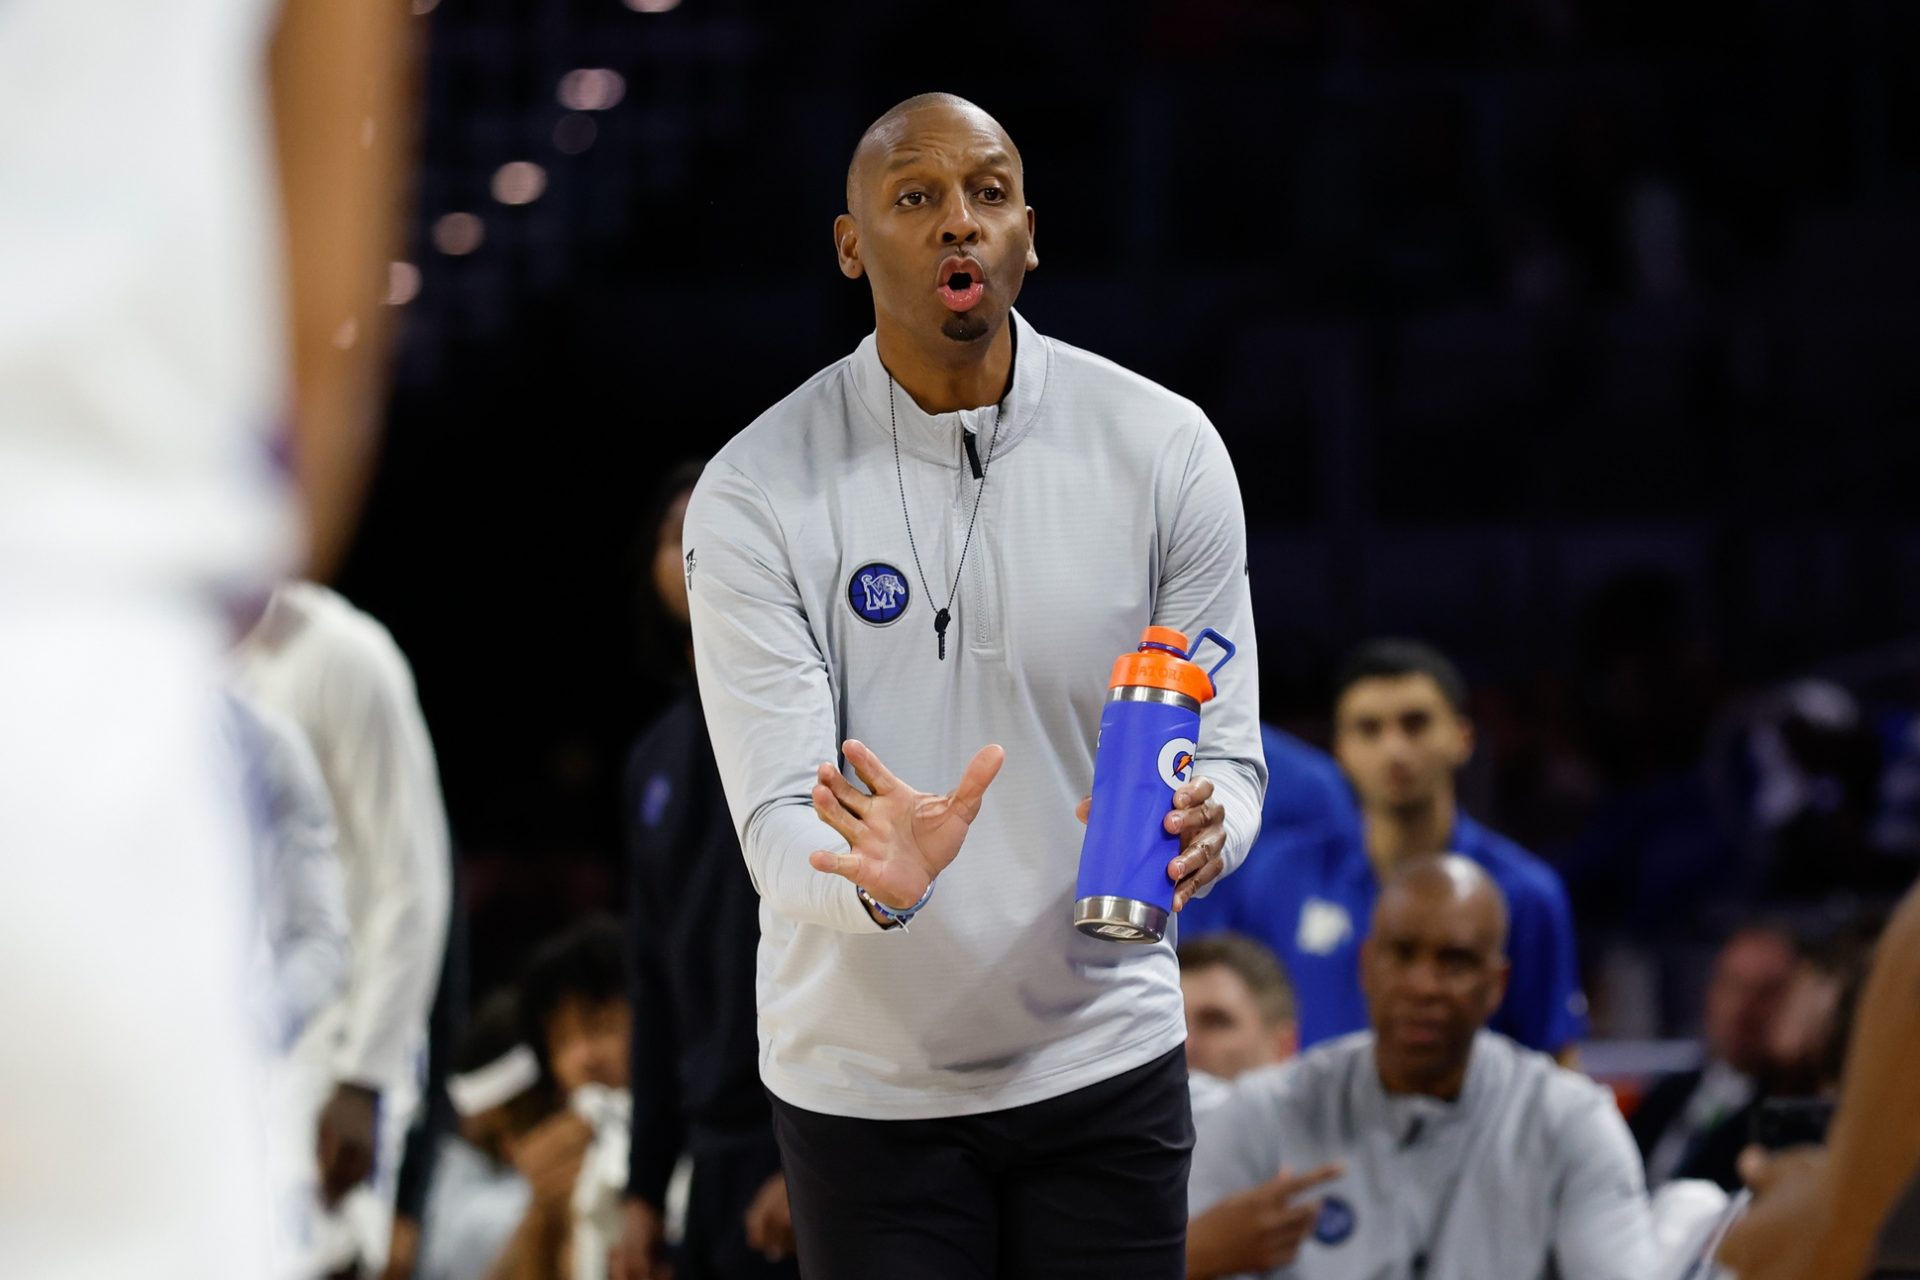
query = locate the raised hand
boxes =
[1187,1164,1345,1279]
[808,739,1005,910]
[511,1110,594,1213]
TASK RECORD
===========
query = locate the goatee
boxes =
[942,312,990,343]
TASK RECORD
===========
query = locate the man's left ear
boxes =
[833,212,864,281]
[1452,715,1476,769]
[1482,958,1512,1022]
[1025,206,1039,272]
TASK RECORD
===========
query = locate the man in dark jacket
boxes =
[616,463,797,1280]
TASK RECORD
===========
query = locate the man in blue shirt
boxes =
[1183,639,1588,1058]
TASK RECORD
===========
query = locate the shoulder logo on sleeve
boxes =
[847,562,910,626]
[641,773,672,828]
[1296,897,1354,956]
[1313,1195,1356,1246]
[683,547,697,592]
[1157,737,1199,790]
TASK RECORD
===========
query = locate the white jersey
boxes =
[1,3,294,1273]
[233,582,452,1093]
[0,600,272,1278]
[685,310,1267,1119]
[226,690,350,1054]
[1190,1031,1661,1280]
[0,0,296,593]
[235,583,451,1275]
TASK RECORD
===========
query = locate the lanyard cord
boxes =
[1405,1098,1492,1279]
[888,374,1002,661]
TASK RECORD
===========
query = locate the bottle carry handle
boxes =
[1190,628,1236,686]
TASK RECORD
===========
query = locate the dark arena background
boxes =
[342,0,1920,1020]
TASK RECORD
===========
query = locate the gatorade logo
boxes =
[1156,737,1198,790]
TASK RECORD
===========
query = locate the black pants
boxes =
[679,1130,802,1280]
[770,1046,1193,1279]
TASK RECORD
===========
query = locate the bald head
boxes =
[831,93,1036,357]
[846,93,1023,211]
[1363,855,1513,1097]
[1377,854,1509,952]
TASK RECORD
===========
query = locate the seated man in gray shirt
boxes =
[1188,855,1657,1280]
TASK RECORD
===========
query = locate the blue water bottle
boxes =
[1074,626,1237,943]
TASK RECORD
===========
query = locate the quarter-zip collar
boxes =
[1361,1029,1503,1143]
[849,309,1052,468]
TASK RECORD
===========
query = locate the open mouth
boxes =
[936,258,986,312]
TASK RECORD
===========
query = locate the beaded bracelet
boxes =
[857,880,935,930]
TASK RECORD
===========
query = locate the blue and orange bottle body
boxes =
[1074,626,1236,943]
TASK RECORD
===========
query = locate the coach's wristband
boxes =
[857,880,934,930]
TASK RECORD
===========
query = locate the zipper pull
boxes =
[962,430,983,480]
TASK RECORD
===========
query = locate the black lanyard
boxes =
[1398,1104,1486,1280]
[888,375,1000,662]
[882,323,1017,662]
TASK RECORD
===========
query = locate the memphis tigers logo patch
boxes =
[848,562,911,626]
[1314,1195,1356,1245]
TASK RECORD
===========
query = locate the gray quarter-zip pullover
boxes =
[683,310,1266,1118]
[1190,1031,1660,1279]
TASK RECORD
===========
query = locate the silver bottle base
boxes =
[1074,896,1169,944]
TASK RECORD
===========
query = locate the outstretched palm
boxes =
[808,738,1006,910]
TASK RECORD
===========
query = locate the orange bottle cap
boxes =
[1108,627,1216,703]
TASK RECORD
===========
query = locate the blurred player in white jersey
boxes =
[0,0,411,1273]
[235,582,453,1278]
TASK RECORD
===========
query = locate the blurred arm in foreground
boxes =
[1720,879,1920,1280]
[270,0,416,579]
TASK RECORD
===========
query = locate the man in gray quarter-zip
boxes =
[677,92,1266,1278]
[1187,857,1661,1280]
